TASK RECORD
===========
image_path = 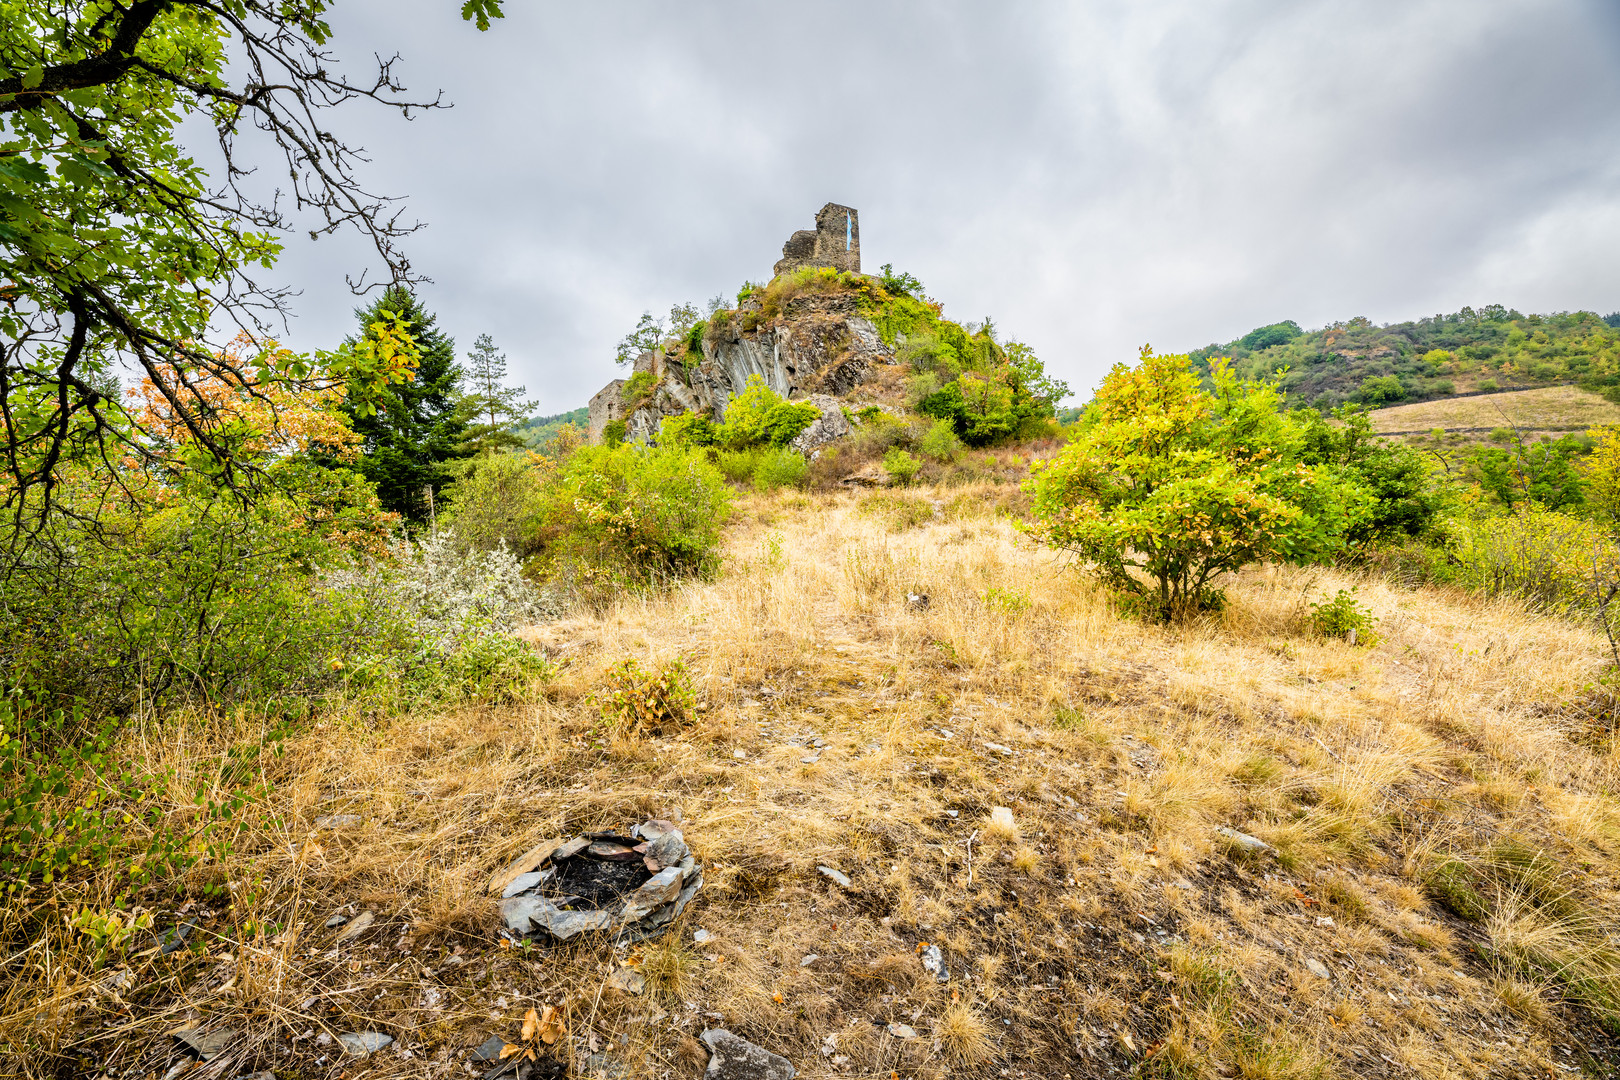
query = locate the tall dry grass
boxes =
[4,483,1619,1078]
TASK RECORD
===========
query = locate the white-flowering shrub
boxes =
[324,531,556,700]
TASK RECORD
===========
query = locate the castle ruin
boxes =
[773,202,860,277]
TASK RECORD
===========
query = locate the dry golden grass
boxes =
[5,483,1620,1077]
[1369,383,1620,434]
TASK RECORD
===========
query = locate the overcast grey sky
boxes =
[260,0,1620,414]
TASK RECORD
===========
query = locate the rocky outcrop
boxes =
[788,394,850,456]
[587,290,893,444]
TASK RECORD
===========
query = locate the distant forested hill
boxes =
[1188,306,1620,411]
[512,406,588,448]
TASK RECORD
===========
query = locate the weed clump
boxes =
[592,657,697,736]
[1308,587,1381,644]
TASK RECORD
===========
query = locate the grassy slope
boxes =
[1370,385,1620,437]
[8,486,1620,1078]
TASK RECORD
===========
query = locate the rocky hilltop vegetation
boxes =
[587,204,1067,485]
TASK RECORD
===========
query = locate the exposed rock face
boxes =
[788,395,850,456]
[586,291,893,444]
[773,202,859,277]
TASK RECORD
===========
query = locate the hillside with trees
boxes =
[1191,306,1620,411]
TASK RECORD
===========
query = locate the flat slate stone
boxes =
[488,837,565,896]
[170,1027,238,1061]
[817,865,851,889]
[339,1030,394,1056]
[701,1028,795,1080]
[333,910,375,941]
[502,870,548,898]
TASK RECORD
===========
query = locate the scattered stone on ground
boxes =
[1215,826,1274,854]
[333,910,374,941]
[313,813,362,829]
[338,1031,393,1056]
[887,1023,918,1039]
[800,953,819,967]
[1305,957,1333,979]
[495,819,702,944]
[817,865,852,889]
[700,1028,796,1080]
[157,920,195,955]
[472,1036,508,1061]
[989,806,1017,831]
[693,929,713,944]
[605,966,646,994]
[919,943,947,982]
[170,1027,237,1061]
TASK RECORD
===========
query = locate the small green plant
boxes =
[752,448,809,491]
[1051,705,1087,730]
[1478,378,1500,392]
[622,371,657,410]
[1308,588,1380,644]
[983,586,1031,615]
[602,419,627,447]
[69,905,154,970]
[593,657,697,735]
[883,447,922,485]
[918,418,962,461]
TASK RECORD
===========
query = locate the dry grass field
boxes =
[5,486,1620,1079]
[1369,385,1620,438]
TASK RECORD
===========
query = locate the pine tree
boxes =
[462,333,537,453]
[340,286,472,521]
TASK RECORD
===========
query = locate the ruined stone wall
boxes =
[772,202,859,277]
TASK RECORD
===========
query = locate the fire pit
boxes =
[491,819,701,944]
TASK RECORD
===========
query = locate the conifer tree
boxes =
[340,287,471,521]
[462,334,537,453]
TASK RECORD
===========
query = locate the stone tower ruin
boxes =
[773,202,860,277]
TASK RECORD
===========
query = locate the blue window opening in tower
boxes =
[846,213,852,251]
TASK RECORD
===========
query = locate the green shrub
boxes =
[592,657,696,735]
[602,419,627,447]
[658,412,717,449]
[918,418,962,461]
[622,371,657,410]
[716,375,818,449]
[715,448,764,484]
[0,697,259,897]
[1478,378,1500,392]
[686,319,707,353]
[441,450,551,557]
[1027,348,1373,620]
[1308,588,1380,644]
[1451,504,1620,613]
[752,448,809,491]
[883,447,923,485]
[545,444,733,588]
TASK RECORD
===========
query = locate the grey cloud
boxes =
[258,0,1620,408]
